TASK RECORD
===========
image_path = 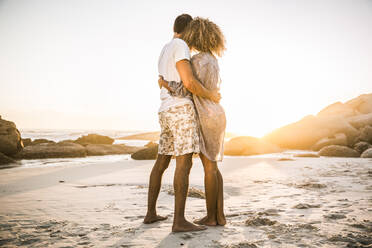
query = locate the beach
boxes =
[1,156,371,248]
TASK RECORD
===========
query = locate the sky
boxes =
[1,0,371,137]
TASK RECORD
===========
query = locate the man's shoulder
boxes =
[170,38,189,50]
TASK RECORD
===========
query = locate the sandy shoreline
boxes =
[0,156,372,247]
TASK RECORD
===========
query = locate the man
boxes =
[143,14,220,232]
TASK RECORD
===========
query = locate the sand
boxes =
[0,156,372,247]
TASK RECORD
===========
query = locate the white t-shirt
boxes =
[158,38,193,113]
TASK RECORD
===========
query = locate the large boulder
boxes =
[317,102,358,118]
[347,113,372,129]
[312,133,347,151]
[74,134,114,145]
[361,148,372,158]
[131,144,159,160]
[21,138,32,147]
[0,116,23,155]
[353,141,372,154]
[0,152,17,166]
[85,144,143,156]
[263,115,358,150]
[318,145,360,158]
[224,136,281,156]
[345,93,372,114]
[356,126,372,143]
[13,142,87,159]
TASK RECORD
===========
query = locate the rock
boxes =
[318,145,360,157]
[353,142,372,154]
[361,148,372,158]
[312,133,347,151]
[13,142,87,159]
[245,216,277,226]
[117,132,160,141]
[74,134,114,145]
[293,203,321,209]
[30,139,55,145]
[317,101,358,118]
[224,136,281,156]
[21,138,32,147]
[0,152,17,166]
[145,141,158,148]
[345,93,372,114]
[0,117,23,155]
[85,144,143,156]
[323,213,346,219]
[293,153,320,158]
[277,158,294,161]
[347,113,372,129]
[357,125,372,143]
[131,144,158,160]
[296,182,327,189]
[263,115,359,150]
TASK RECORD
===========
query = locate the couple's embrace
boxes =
[144,14,226,232]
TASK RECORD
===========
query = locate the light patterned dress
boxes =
[167,52,226,161]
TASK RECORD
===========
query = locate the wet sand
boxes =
[0,156,372,247]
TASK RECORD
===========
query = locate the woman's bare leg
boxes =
[216,168,226,225]
[194,153,218,226]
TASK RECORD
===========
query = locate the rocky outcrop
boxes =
[361,148,372,158]
[317,102,357,118]
[0,152,17,166]
[118,132,160,141]
[85,144,143,156]
[263,94,372,150]
[353,142,372,154]
[145,141,158,148]
[131,144,159,160]
[347,113,372,129]
[0,116,23,155]
[224,136,281,156]
[14,142,87,159]
[312,133,347,151]
[263,115,358,150]
[356,126,372,143]
[74,134,114,145]
[21,138,32,147]
[318,145,360,158]
[345,93,372,114]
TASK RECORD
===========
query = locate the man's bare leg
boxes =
[144,154,171,224]
[172,153,207,232]
[194,153,226,226]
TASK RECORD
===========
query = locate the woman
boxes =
[159,17,227,226]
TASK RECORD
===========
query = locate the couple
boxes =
[144,14,226,232]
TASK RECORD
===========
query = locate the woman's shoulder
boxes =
[191,52,218,65]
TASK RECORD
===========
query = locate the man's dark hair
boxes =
[173,14,192,34]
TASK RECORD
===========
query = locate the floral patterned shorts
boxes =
[158,104,200,156]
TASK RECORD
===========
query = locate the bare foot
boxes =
[172,220,207,232]
[217,214,227,226]
[193,216,217,226]
[143,214,168,224]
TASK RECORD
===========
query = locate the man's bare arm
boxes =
[176,60,220,103]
